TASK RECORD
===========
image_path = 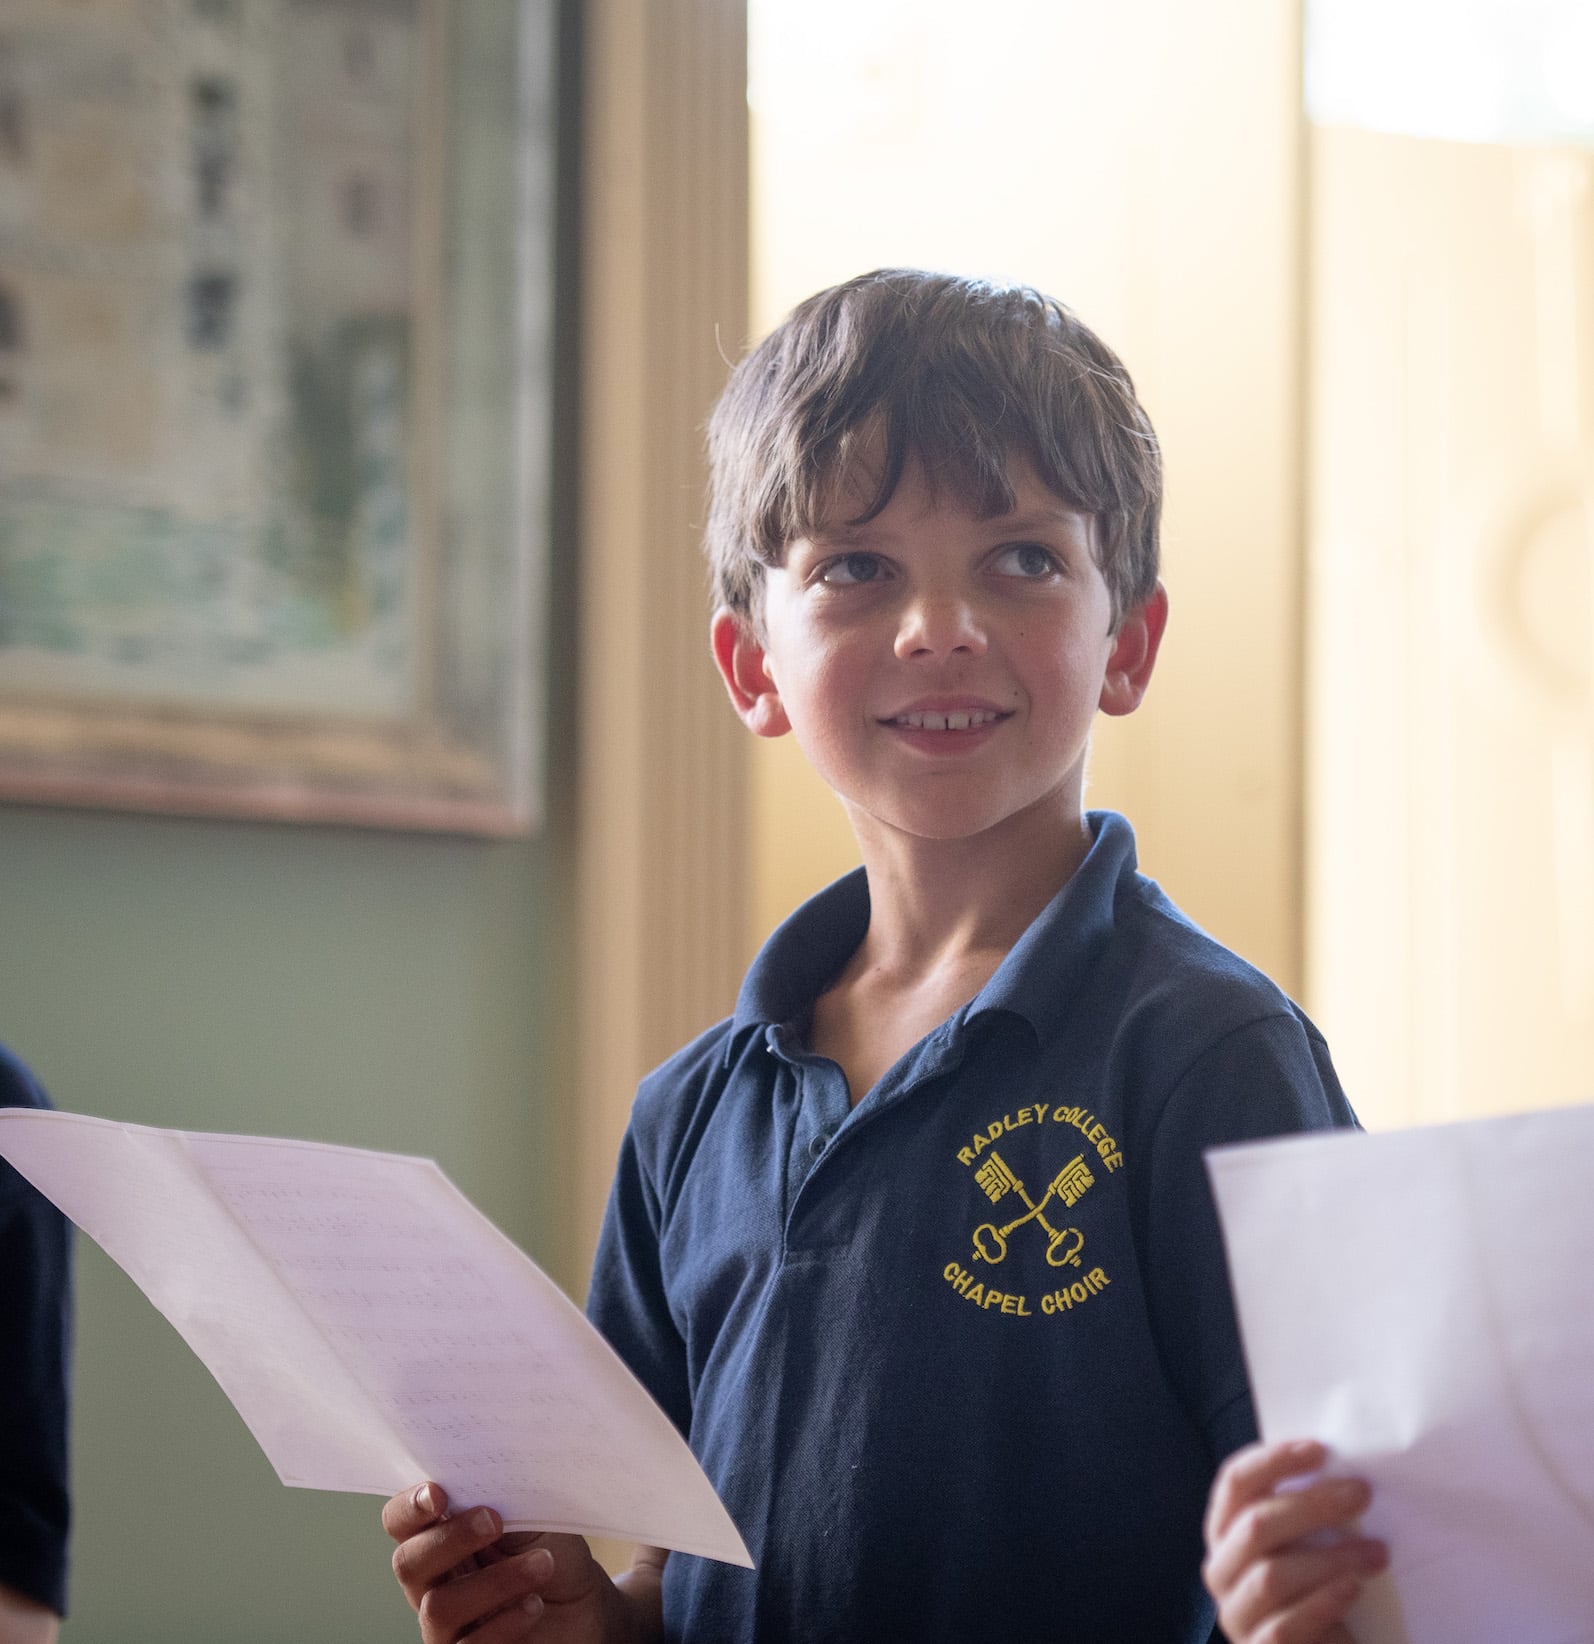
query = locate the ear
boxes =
[710,608,792,737]
[1098,581,1169,717]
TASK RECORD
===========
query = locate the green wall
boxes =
[0,810,577,1642]
[0,0,584,1631]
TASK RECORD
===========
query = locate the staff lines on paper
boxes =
[0,1114,754,1566]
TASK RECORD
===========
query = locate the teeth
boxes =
[893,710,1000,730]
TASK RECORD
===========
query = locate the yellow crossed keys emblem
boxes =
[970,1149,1092,1267]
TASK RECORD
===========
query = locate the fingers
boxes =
[1205,1440,1328,1546]
[1218,1538,1386,1643]
[448,1595,551,1644]
[384,1482,449,1544]
[382,1488,587,1644]
[1228,1573,1364,1644]
[1206,1469,1372,1593]
[1205,1442,1387,1644]
[390,1502,509,1613]
[414,1548,556,1644]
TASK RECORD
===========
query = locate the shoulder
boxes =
[1112,876,1316,1041]
[633,1014,743,1121]
[1015,813,1327,1068]
[1101,878,1353,1139]
[623,1015,752,1206]
[0,1044,51,1112]
[0,1047,59,1214]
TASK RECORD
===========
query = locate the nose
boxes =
[894,587,988,662]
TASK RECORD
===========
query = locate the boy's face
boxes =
[712,457,1166,852]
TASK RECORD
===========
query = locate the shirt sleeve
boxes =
[585,1123,694,1443]
[0,1047,73,1617]
[1139,1012,1356,1464]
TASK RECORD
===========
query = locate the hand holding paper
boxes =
[0,1109,750,1568]
[1208,1104,1594,1644]
[381,1480,664,1643]
[1203,1436,1385,1644]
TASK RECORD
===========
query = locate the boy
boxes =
[384,271,1383,1642]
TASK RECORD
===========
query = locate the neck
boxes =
[844,801,1095,980]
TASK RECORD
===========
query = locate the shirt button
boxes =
[808,1132,829,1158]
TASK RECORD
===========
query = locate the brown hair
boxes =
[705,268,1161,629]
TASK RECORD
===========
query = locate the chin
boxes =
[851,780,1086,847]
[869,800,1038,844]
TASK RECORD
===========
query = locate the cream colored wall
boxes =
[574,0,749,1275]
[747,0,1308,992]
[1305,129,1594,1128]
[747,4,1594,1132]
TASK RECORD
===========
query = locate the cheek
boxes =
[780,629,864,700]
[1013,634,1111,711]
[777,656,875,769]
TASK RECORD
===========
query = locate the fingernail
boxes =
[416,1484,439,1516]
[521,1595,545,1620]
[522,1548,555,1580]
[1334,1477,1370,1505]
[470,1507,498,1536]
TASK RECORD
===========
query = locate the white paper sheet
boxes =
[1207,1107,1594,1644]
[0,1109,751,1566]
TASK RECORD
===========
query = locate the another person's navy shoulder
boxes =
[0,1045,73,1619]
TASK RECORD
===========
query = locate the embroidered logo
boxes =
[970,1149,1087,1267]
[942,1101,1124,1322]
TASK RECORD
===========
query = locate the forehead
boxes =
[806,451,1093,542]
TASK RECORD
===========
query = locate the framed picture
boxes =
[0,0,552,834]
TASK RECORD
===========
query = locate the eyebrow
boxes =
[988,509,1088,534]
[807,507,1086,547]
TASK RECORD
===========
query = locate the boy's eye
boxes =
[992,542,1061,579]
[819,552,887,586]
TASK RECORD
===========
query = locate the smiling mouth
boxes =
[886,710,1006,731]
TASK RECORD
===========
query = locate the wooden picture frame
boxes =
[0,0,552,834]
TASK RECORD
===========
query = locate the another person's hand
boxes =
[383,1482,661,1644]
[1203,1439,1387,1644]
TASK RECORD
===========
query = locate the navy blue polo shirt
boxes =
[589,812,1355,1643]
[0,1045,72,1617]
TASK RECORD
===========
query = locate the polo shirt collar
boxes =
[730,867,872,1037]
[966,809,1134,1042]
[729,810,1136,1048]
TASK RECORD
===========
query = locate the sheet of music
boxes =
[0,1109,750,1566]
[1209,1105,1594,1644]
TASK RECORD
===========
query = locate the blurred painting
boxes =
[0,0,549,832]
